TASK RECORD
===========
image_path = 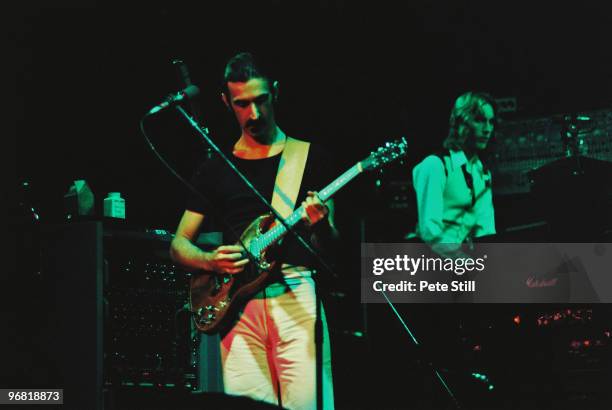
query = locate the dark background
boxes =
[11,0,612,231]
[8,1,612,409]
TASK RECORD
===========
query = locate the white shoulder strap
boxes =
[271,137,311,218]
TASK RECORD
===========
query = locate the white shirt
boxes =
[412,149,495,245]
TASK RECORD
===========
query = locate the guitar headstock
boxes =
[361,137,408,172]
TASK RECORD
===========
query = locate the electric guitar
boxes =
[190,137,408,333]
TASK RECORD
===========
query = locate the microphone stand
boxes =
[380,291,461,409]
[173,59,214,160]
[174,104,333,410]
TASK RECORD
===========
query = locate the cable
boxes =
[139,111,339,281]
[139,116,258,268]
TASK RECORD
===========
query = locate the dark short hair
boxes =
[222,52,274,93]
[443,91,498,151]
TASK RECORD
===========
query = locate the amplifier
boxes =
[103,229,225,396]
[34,222,227,409]
[103,229,196,391]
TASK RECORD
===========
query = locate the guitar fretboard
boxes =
[250,163,362,254]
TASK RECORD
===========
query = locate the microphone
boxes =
[172,59,213,158]
[147,84,200,115]
[172,59,202,120]
[173,59,193,86]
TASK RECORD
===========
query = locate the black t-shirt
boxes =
[186,143,335,267]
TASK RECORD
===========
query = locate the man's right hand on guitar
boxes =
[204,245,249,274]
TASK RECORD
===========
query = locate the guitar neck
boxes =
[257,162,364,247]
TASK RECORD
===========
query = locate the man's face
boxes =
[224,77,275,140]
[470,103,495,150]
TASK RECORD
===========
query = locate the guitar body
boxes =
[190,213,277,334]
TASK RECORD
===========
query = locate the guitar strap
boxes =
[272,137,310,218]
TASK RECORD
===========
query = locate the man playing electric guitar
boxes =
[170,52,337,410]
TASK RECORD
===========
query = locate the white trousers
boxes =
[220,274,334,410]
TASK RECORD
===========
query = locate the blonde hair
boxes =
[443,91,497,151]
